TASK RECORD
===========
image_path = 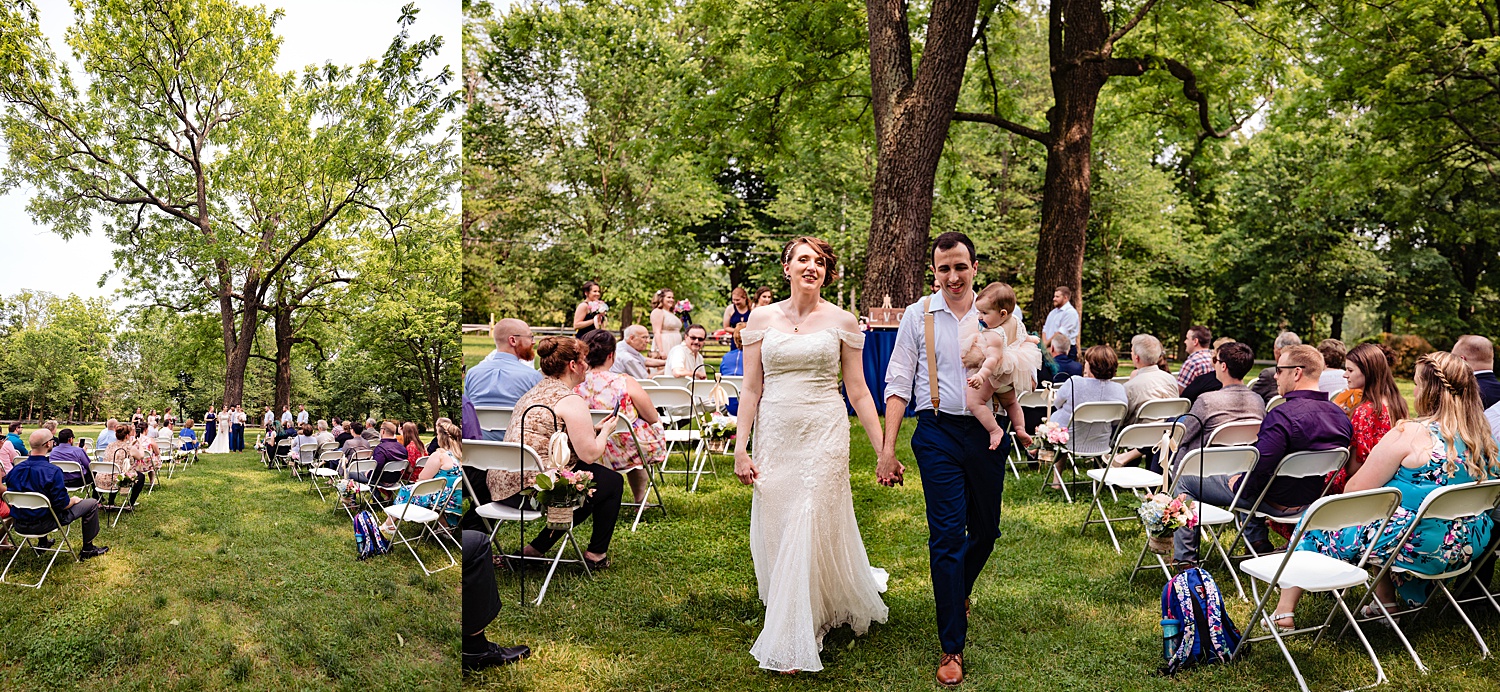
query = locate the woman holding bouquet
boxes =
[733,236,889,673]
[490,336,623,570]
[572,281,607,337]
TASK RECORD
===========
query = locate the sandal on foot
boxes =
[1271,612,1295,633]
[583,555,610,571]
[1360,601,1401,621]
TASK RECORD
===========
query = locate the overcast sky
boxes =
[0,0,460,302]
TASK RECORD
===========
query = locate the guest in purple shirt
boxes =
[349,421,410,501]
[1173,345,1351,564]
[48,428,92,486]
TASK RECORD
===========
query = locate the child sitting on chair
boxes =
[962,282,1043,450]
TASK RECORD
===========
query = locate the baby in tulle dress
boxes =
[963,282,1043,450]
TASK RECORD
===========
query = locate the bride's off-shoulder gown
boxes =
[742,327,889,672]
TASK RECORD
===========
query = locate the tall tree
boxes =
[0,0,455,407]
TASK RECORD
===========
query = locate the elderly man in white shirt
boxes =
[612,324,664,379]
[666,324,708,379]
[1041,285,1080,357]
[1123,334,1179,425]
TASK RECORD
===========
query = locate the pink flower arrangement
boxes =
[556,468,597,496]
[585,300,609,314]
[1138,492,1199,538]
[674,299,694,314]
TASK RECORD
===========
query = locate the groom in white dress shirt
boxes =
[878,231,1010,687]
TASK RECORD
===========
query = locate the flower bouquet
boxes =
[528,468,597,530]
[586,299,609,315]
[1137,493,1199,554]
[700,413,736,454]
[674,298,694,323]
[1032,421,1069,462]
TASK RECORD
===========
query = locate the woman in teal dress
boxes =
[383,418,466,531]
[1271,352,1500,628]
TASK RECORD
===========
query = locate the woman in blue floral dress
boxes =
[1271,352,1500,628]
[381,418,466,532]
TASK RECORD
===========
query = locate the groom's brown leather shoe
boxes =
[937,653,964,686]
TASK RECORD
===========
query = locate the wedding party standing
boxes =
[573,280,607,337]
[879,231,1010,687]
[734,236,889,674]
[649,288,682,374]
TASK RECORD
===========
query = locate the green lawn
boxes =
[0,450,457,690]
[470,417,1500,691]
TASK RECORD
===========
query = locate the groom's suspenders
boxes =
[922,296,940,411]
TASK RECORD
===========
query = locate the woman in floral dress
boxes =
[1327,343,1409,494]
[576,329,668,507]
[1271,352,1500,628]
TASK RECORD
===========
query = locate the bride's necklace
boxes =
[781,303,815,332]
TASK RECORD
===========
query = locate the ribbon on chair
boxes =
[547,430,571,468]
[708,374,730,413]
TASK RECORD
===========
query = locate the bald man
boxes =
[1454,335,1499,409]
[463,318,543,441]
[3,429,108,559]
[613,324,664,379]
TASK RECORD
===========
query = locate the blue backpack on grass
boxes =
[352,509,390,560]
[1159,567,1241,674]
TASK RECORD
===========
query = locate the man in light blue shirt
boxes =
[464,318,543,441]
[1042,285,1080,356]
[877,232,1009,683]
[96,418,119,451]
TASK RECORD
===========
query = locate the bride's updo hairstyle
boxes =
[536,336,588,378]
[781,236,840,287]
[975,282,1017,316]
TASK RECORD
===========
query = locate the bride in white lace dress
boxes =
[734,237,890,673]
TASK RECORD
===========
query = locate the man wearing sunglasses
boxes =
[667,324,708,379]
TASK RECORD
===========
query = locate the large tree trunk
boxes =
[272,304,295,413]
[859,0,983,313]
[219,268,261,409]
[1026,0,1109,327]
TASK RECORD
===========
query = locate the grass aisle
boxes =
[474,418,1500,691]
[0,450,456,690]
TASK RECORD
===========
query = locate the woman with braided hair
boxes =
[1270,351,1500,628]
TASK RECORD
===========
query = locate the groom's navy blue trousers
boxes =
[911,410,1009,655]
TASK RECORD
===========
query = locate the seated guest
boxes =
[1317,339,1348,394]
[7,422,28,456]
[178,421,197,451]
[315,420,336,447]
[612,324,665,379]
[1250,331,1301,402]
[294,424,320,466]
[4,429,108,559]
[0,433,18,474]
[1048,333,1082,382]
[97,423,148,510]
[402,422,424,463]
[1176,325,1215,392]
[489,336,624,569]
[1048,346,1129,485]
[462,529,530,671]
[578,329,668,507]
[381,418,466,535]
[465,319,543,441]
[341,421,371,460]
[1123,334,1178,425]
[335,421,356,447]
[1327,343,1408,493]
[350,422,409,501]
[719,330,745,377]
[48,428,92,488]
[1173,344,1352,564]
[666,324,708,379]
[1270,351,1499,627]
[95,419,118,454]
[1454,335,1500,409]
[1169,342,1264,468]
[157,421,176,448]
[361,418,380,443]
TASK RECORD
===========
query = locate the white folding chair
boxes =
[642,386,706,491]
[51,460,92,499]
[1204,419,1261,448]
[1080,421,1186,553]
[1227,448,1348,560]
[341,459,378,522]
[655,376,690,389]
[635,378,660,386]
[460,440,593,606]
[613,414,668,532]
[291,443,319,481]
[1008,389,1052,479]
[1135,397,1190,423]
[1235,487,1403,692]
[369,459,410,508]
[310,450,344,501]
[1111,375,1131,384]
[1345,480,1500,672]
[1266,394,1286,412]
[0,492,79,588]
[1132,445,1261,597]
[384,477,459,575]
[1050,400,1128,503]
[89,459,133,528]
[474,406,514,438]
